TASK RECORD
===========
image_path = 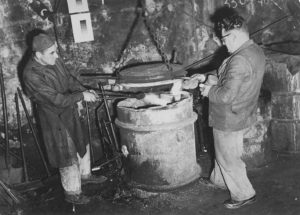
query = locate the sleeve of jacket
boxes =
[68,73,86,92]
[208,55,251,104]
[24,71,84,109]
[57,59,86,92]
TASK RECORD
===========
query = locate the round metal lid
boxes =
[117,63,185,84]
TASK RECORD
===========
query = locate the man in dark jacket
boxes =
[23,33,106,204]
[184,14,266,209]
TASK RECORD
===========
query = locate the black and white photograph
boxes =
[0,0,300,214]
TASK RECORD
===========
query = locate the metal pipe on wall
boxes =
[0,63,10,169]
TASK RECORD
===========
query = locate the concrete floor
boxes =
[3,152,298,215]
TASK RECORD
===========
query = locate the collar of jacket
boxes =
[31,56,57,70]
[217,39,255,76]
[230,39,254,56]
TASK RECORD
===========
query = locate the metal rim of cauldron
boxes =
[117,62,186,84]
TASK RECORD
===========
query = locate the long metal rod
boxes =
[85,101,94,164]
[102,119,122,168]
[102,120,115,152]
[80,74,116,79]
[96,90,145,99]
[91,155,121,172]
[15,93,29,182]
[0,64,9,169]
[17,88,51,177]
[0,180,21,205]
[99,84,119,151]
[96,103,109,160]
[250,15,289,38]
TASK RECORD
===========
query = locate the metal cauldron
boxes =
[115,91,201,191]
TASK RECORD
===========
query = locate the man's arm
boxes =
[24,73,83,109]
[57,59,87,93]
[208,56,251,104]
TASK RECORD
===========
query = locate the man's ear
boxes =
[35,51,42,59]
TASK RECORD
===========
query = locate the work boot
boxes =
[65,193,90,205]
[223,195,256,209]
[81,175,107,185]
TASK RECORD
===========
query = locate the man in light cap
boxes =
[23,32,107,205]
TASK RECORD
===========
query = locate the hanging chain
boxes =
[140,1,173,73]
[113,7,143,75]
[114,1,173,75]
[114,48,129,75]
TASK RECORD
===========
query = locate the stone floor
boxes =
[2,151,300,215]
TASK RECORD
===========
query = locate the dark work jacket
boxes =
[23,57,86,168]
[208,40,266,131]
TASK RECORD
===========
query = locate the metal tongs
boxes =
[94,89,146,100]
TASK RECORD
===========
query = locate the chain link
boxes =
[113,48,129,75]
[114,1,173,76]
[141,7,173,73]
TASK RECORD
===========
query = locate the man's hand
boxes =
[199,84,212,97]
[83,91,98,102]
[76,100,84,116]
[191,74,206,82]
[182,74,206,90]
[206,75,218,85]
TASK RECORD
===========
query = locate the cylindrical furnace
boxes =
[115,91,201,191]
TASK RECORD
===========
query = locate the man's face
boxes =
[221,29,235,53]
[36,43,59,66]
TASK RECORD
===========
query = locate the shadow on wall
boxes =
[17,28,47,94]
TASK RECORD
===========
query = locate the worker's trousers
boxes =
[210,128,256,201]
[59,134,91,195]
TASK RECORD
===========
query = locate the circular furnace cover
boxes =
[117,63,186,84]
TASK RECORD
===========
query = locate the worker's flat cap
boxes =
[32,33,55,52]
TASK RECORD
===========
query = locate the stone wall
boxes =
[1,0,299,156]
[0,0,217,129]
[0,0,54,128]
[263,53,300,153]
